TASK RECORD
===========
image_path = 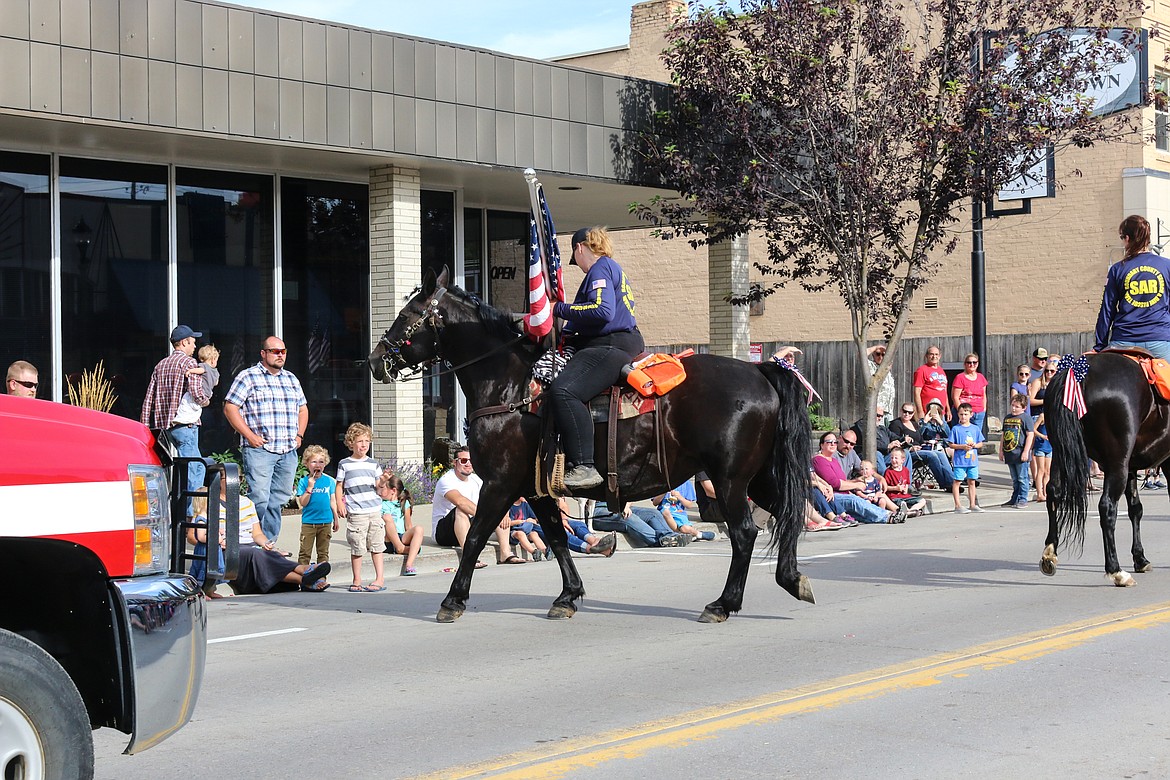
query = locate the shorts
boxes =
[510,521,537,537]
[346,511,386,556]
[953,465,980,482]
[434,508,460,548]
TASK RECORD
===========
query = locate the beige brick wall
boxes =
[370,165,425,462]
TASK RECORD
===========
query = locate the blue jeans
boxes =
[536,519,592,554]
[242,446,298,544]
[169,424,206,494]
[830,492,888,524]
[809,488,833,517]
[1108,340,1170,361]
[1008,460,1031,504]
[592,502,672,547]
[911,448,954,491]
[874,451,887,473]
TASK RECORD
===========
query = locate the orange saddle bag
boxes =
[626,350,693,397]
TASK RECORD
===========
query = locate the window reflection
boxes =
[176,168,274,456]
[281,178,370,465]
[0,152,50,391]
[422,191,456,449]
[60,157,167,418]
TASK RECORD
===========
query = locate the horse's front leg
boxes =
[437,491,517,623]
[1099,470,1133,587]
[531,497,586,620]
[1125,471,1152,573]
[700,487,756,623]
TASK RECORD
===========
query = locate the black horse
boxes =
[367,268,814,622]
[1042,352,1170,585]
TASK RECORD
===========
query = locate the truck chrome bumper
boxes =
[111,573,206,754]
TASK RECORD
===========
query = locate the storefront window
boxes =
[176,168,275,455]
[0,152,50,391]
[422,191,457,450]
[280,178,370,465]
[487,210,529,316]
[60,157,167,418]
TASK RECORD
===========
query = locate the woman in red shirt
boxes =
[951,353,989,431]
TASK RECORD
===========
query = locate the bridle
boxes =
[376,286,449,381]
[376,285,529,383]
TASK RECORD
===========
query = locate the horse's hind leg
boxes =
[1041,470,1060,575]
[699,484,756,624]
[531,496,586,619]
[1100,468,1134,587]
[1125,471,1152,573]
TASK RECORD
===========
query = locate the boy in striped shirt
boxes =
[336,423,390,592]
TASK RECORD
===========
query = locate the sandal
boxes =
[473,560,487,569]
[402,567,417,576]
[301,579,330,592]
[498,555,528,565]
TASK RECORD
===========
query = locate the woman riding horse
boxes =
[1042,215,1170,586]
[547,226,644,491]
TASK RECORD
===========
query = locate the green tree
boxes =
[637,0,1148,460]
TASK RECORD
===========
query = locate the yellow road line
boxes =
[421,602,1170,779]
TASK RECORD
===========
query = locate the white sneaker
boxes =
[971,505,986,513]
[955,506,970,514]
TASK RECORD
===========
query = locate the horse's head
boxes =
[368,267,450,383]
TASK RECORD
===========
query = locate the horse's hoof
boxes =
[698,607,728,623]
[1135,561,1153,573]
[797,574,815,604]
[436,605,464,623]
[547,603,576,620]
[1109,571,1135,587]
[1040,557,1057,576]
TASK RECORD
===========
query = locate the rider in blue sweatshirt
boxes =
[1095,215,1170,361]
[550,226,642,491]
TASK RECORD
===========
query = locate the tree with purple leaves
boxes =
[635,0,1152,462]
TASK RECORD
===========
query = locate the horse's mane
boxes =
[444,285,529,345]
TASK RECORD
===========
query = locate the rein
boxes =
[377,285,529,382]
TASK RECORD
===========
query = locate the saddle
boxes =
[1099,348,1170,402]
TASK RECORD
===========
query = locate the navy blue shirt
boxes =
[554,255,638,337]
[1095,251,1170,349]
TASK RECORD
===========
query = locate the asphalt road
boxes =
[94,485,1170,779]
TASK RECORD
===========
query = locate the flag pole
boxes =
[524,168,559,348]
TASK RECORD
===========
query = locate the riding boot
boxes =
[564,464,603,491]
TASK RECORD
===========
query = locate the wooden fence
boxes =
[649,331,1096,431]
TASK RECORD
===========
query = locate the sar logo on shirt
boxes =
[1123,265,1165,308]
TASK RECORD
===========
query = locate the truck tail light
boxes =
[129,465,171,575]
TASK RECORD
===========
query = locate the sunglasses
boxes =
[840,440,856,446]
[965,360,979,365]
[823,440,838,445]
[10,379,37,389]
[1045,369,1057,374]
[264,348,287,355]
[901,409,914,414]
[455,457,472,464]
[1017,372,1028,376]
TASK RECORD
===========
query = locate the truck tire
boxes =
[0,629,94,780]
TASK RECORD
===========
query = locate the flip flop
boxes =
[347,585,365,592]
[363,585,387,592]
[300,562,331,589]
[498,555,528,564]
[473,560,487,569]
[301,579,330,592]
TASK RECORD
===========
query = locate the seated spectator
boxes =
[850,405,895,472]
[882,448,927,516]
[431,447,525,566]
[811,432,906,523]
[186,492,225,598]
[507,498,551,561]
[853,459,901,513]
[835,430,863,478]
[198,479,332,594]
[379,476,424,576]
[535,498,617,556]
[808,470,854,530]
[591,501,690,547]
[888,401,955,491]
[655,480,716,542]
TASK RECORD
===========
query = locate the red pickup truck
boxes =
[0,393,238,780]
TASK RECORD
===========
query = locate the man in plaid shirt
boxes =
[141,325,209,493]
[224,335,308,550]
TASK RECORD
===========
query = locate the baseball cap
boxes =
[569,227,589,266]
[1032,347,1048,359]
[170,325,202,342]
[926,399,944,409]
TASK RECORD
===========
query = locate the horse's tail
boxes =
[756,361,813,602]
[1045,367,1088,556]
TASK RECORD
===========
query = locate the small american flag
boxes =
[522,183,564,343]
[307,324,331,374]
[1057,354,1089,419]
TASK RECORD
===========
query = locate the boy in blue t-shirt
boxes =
[656,480,716,542]
[296,445,340,568]
[948,403,986,514]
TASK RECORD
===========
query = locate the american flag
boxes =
[307,324,331,374]
[1057,354,1089,419]
[522,183,564,343]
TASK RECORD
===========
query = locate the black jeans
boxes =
[551,329,644,467]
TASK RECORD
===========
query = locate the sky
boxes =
[230,1,642,60]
